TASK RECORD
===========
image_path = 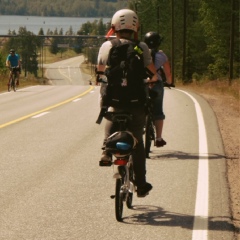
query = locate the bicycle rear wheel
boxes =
[115,178,124,221]
[126,158,134,209]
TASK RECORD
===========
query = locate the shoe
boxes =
[137,182,152,197]
[99,151,112,167]
[155,138,166,147]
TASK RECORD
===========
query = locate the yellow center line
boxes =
[0,86,94,129]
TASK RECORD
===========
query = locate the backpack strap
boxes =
[110,38,121,46]
[110,38,140,47]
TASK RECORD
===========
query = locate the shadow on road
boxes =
[122,205,236,233]
[149,150,226,161]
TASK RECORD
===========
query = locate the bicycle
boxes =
[102,111,137,222]
[144,81,175,158]
[8,66,19,92]
[144,88,156,158]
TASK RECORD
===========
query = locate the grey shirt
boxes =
[97,38,152,67]
[154,50,168,81]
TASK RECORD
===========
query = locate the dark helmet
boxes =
[144,31,163,49]
[10,49,15,54]
[105,131,137,157]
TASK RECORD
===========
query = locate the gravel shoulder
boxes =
[180,84,240,239]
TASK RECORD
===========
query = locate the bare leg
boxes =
[155,119,164,139]
[155,119,166,147]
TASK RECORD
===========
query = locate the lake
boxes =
[0,15,111,35]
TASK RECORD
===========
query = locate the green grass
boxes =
[177,78,239,100]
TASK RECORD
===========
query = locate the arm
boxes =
[162,60,172,84]
[96,64,107,85]
[140,42,158,82]
[96,41,112,85]
[146,62,158,82]
[6,57,10,67]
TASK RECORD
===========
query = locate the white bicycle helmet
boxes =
[111,9,139,33]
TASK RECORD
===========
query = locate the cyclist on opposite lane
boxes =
[6,49,21,88]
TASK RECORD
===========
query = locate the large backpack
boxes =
[103,39,146,108]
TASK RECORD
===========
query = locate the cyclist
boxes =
[144,31,172,147]
[6,49,21,88]
[97,9,158,197]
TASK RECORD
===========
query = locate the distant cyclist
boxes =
[6,49,21,87]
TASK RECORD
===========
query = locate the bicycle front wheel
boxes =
[12,75,16,92]
[8,76,13,92]
[115,178,124,221]
[145,115,154,158]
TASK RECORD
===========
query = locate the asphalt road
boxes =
[0,57,235,240]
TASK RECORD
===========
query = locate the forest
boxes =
[0,0,123,17]
[0,0,239,82]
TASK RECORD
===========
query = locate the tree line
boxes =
[0,0,239,82]
[0,0,122,17]
[134,0,239,82]
[0,18,108,77]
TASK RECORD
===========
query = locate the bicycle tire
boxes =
[115,178,124,222]
[126,158,134,209]
[12,74,16,92]
[8,75,13,92]
[8,82,11,92]
[145,115,154,158]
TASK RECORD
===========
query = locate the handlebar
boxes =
[163,82,175,88]
[9,66,20,71]
[145,80,175,89]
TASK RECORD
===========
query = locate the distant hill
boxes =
[0,0,127,17]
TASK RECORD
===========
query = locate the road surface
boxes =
[0,57,234,240]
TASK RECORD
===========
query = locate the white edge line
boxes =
[176,89,209,240]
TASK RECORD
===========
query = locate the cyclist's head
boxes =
[9,49,15,54]
[144,32,163,49]
[106,9,139,39]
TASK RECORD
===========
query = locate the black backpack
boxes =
[103,39,146,108]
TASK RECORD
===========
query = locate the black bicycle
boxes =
[144,91,156,158]
[103,111,136,222]
[144,81,175,158]
[8,67,19,92]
